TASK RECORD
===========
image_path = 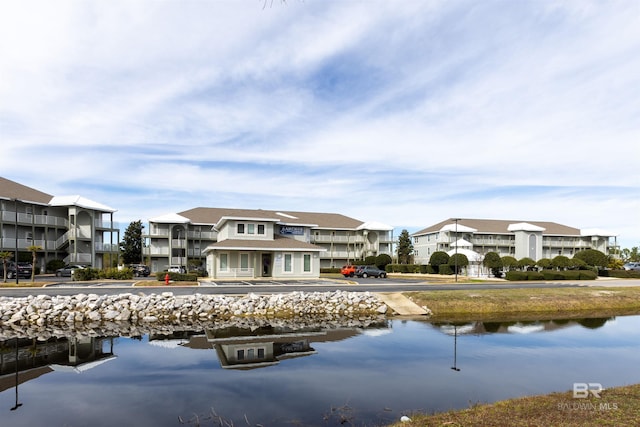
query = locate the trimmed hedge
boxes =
[74,267,134,281]
[599,269,640,279]
[155,272,198,282]
[321,268,341,274]
[506,270,597,281]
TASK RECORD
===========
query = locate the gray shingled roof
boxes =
[203,235,325,252]
[179,207,364,229]
[413,218,581,236]
[0,177,53,205]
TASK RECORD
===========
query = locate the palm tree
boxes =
[26,245,42,282]
[0,251,12,283]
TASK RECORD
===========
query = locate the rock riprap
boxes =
[0,290,388,328]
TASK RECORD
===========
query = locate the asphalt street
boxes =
[1,276,638,298]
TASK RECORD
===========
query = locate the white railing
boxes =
[143,247,170,256]
[66,253,92,264]
[188,230,217,239]
[230,268,254,277]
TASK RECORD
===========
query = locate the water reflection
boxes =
[432,317,614,335]
[0,315,637,426]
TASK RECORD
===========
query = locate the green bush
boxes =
[74,267,100,281]
[599,269,640,279]
[321,268,341,274]
[542,270,566,280]
[505,271,527,281]
[579,270,597,280]
[438,264,453,275]
[419,264,429,274]
[156,272,198,281]
[526,271,545,280]
[46,259,65,274]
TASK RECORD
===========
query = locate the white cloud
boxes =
[1,0,638,248]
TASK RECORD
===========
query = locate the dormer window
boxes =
[248,224,255,234]
[237,224,245,234]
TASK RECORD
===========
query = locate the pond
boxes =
[1,315,639,426]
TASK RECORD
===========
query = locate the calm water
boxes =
[2,315,639,426]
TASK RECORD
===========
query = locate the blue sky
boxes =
[1,0,638,249]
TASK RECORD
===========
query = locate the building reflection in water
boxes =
[149,322,390,370]
[0,336,116,406]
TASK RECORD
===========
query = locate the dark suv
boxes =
[355,265,387,278]
[130,264,150,277]
[2,262,33,279]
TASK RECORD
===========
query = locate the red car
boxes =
[340,265,357,277]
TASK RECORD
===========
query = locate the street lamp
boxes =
[451,325,461,372]
[14,199,19,285]
[453,218,461,283]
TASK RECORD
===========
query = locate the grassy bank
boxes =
[405,287,640,321]
[388,383,640,427]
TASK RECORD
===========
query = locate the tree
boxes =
[120,220,144,265]
[429,251,450,269]
[501,256,518,271]
[0,251,12,283]
[27,244,42,282]
[449,253,468,274]
[574,249,608,268]
[537,258,552,269]
[621,247,639,263]
[483,252,502,277]
[375,253,392,270]
[396,229,413,264]
[518,257,536,270]
[551,255,570,270]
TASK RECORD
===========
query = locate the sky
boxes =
[1,0,639,249]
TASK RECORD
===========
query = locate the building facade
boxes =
[0,177,119,272]
[412,218,619,265]
[143,208,394,279]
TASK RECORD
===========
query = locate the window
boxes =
[237,223,244,234]
[284,253,292,272]
[219,253,228,271]
[303,254,311,272]
[237,349,244,360]
[258,224,265,234]
[240,253,249,271]
[248,224,255,234]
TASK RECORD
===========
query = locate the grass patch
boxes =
[405,287,640,321]
[0,281,47,288]
[135,281,199,287]
[388,383,640,427]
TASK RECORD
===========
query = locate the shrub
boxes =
[156,272,198,281]
[526,271,545,280]
[542,270,565,280]
[600,269,640,279]
[46,259,66,274]
[574,249,608,268]
[321,268,341,274]
[505,271,527,281]
[579,270,597,280]
[376,253,392,269]
[429,251,450,268]
[439,264,453,275]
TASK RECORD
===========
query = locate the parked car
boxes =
[129,264,150,277]
[341,264,357,277]
[1,262,33,279]
[167,265,186,274]
[623,262,640,271]
[355,265,387,278]
[55,265,85,277]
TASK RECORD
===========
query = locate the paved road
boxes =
[1,276,637,298]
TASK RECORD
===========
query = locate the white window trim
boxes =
[303,253,312,273]
[219,253,229,272]
[283,253,293,273]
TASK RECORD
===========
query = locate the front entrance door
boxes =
[262,253,272,277]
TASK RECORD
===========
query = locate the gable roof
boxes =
[0,177,53,205]
[203,235,325,253]
[49,195,116,213]
[412,218,581,236]
[178,207,382,230]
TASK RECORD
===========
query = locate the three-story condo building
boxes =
[144,207,394,279]
[0,177,119,272]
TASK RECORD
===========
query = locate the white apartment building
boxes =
[144,207,394,279]
[412,218,618,265]
[0,177,119,272]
